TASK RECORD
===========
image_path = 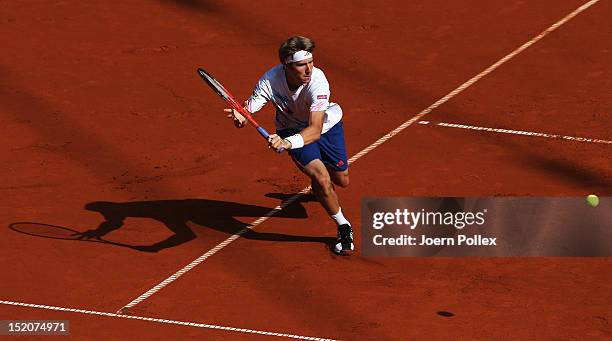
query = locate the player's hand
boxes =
[224,108,247,128]
[268,134,290,153]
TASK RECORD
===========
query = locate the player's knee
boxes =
[312,174,333,194]
[331,170,349,188]
[336,176,349,188]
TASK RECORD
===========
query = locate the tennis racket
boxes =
[196,68,284,153]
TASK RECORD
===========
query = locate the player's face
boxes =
[286,57,314,85]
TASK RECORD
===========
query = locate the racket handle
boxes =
[256,126,284,153]
[256,126,269,139]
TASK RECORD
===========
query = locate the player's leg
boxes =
[302,160,353,254]
[278,123,354,254]
[302,159,340,215]
[316,120,351,225]
[282,139,350,224]
[328,167,349,188]
[315,121,353,254]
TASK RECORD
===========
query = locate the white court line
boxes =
[117,0,602,312]
[0,300,338,341]
[418,121,612,144]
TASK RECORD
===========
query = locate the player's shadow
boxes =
[81,195,333,252]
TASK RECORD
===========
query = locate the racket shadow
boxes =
[8,222,141,251]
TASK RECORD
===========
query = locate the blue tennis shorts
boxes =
[277,121,348,172]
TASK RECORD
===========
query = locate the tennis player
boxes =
[225,36,354,255]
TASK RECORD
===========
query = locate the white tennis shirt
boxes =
[245,64,343,134]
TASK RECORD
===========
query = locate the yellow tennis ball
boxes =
[586,194,599,207]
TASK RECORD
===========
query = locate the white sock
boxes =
[331,207,351,226]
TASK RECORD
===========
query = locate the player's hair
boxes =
[278,36,315,63]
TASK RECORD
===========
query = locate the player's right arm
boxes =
[225,77,270,129]
[225,107,249,128]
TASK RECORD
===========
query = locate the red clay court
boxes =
[1,0,610,339]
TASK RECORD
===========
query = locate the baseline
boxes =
[0,300,337,341]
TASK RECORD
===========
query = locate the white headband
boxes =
[284,50,312,64]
